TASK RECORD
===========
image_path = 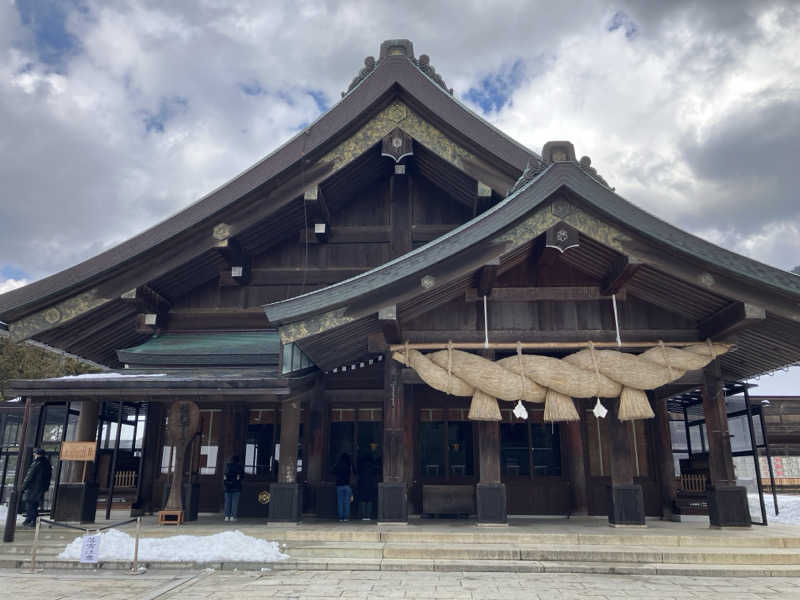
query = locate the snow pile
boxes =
[748,493,800,525]
[58,529,288,562]
[0,504,25,527]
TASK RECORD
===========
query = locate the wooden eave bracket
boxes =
[213,238,252,286]
[303,185,331,243]
[601,255,642,296]
[121,285,171,331]
[378,304,402,345]
[476,258,500,297]
[698,301,766,341]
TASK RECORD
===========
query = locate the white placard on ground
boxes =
[80,534,101,563]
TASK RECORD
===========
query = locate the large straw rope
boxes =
[392,342,729,423]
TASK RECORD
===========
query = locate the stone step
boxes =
[14,527,800,548]
[3,554,800,577]
[285,541,384,559]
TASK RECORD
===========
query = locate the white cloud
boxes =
[0,278,29,295]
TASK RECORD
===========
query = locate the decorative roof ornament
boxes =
[579,156,612,189]
[413,54,453,95]
[342,40,452,97]
[342,56,377,97]
[508,156,548,195]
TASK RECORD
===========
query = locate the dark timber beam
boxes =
[473,181,493,217]
[465,286,627,302]
[304,185,331,243]
[121,286,171,333]
[699,301,766,341]
[476,258,500,297]
[378,305,402,345]
[214,238,252,286]
[601,255,642,296]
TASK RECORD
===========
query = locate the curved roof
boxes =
[0,41,536,324]
[264,161,800,327]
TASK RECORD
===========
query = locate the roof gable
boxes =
[0,41,537,342]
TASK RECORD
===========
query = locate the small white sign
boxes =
[80,533,101,563]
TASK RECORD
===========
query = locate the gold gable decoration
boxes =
[392,341,730,423]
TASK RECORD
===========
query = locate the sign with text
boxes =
[60,441,97,461]
[79,534,101,563]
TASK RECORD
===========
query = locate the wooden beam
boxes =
[213,238,251,285]
[401,328,700,344]
[300,225,391,244]
[304,185,331,243]
[390,171,412,257]
[120,285,172,314]
[476,258,501,297]
[473,181,493,217]
[465,286,626,302]
[699,301,766,341]
[378,304,402,345]
[601,255,642,296]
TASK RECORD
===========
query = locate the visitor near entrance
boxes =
[223,455,244,522]
[21,447,52,528]
[357,451,379,520]
[334,453,355,521]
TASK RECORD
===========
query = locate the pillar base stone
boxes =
[708,485,751,527]
[268,483,303,523]
[378,482,408,523]
[608,483,645,526]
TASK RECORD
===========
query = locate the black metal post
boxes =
[758,401,779,514]
[93,401,105,485]
[3,398,31,543]
[105,401,124,520]
[133,403,148,511]
[743,386,767,525]
[683,405,692,459]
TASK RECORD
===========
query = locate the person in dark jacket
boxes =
[223,455,244,522]
[356,452,378,520]
[333,453,354,522]
[21,448,52,527]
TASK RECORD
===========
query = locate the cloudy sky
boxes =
[1,0,799,392]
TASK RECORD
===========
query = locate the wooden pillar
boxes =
[137,401,162,513]
[269,395,303,522]
[702,363,750,526]
[606,400,645,526]
[564,418,588,515]
[306,378,332,517]
[650,392,677,520]
[378,353,408,522]
[476,420,506,524]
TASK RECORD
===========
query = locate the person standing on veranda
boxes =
[223,455,244,522]
[334,453,354,522]
[21,448,52,528]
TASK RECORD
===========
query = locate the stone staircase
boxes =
[3,525,800,576]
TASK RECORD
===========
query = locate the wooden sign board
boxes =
[60,441,97,461]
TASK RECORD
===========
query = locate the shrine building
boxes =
[2,39,800,534]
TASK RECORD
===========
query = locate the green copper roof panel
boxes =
[117,331,280,367]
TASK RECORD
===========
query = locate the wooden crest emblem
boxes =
[546,222,580,253]
[381,128,414,163]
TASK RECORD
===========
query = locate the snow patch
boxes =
[58,529,288,562]
[0,503,25,526]
[749,493,800,525]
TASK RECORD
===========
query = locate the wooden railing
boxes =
[114,470,137,488]
[679,473,707,493]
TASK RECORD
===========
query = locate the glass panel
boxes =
[245,423,276,476]
[752,414,764,446]
[672,451,688,475]
[689,424,703,453]
[669,420,687,451]
[447,421,473,477]
[41,405,67,452]
[419,421,445,477]
[501,422,530,476]
[329,422,355,474]
[1,415,22,448]
[729,415,753,452]
[199,410,221,475]
[532,423,561,476]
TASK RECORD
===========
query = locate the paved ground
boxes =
[2,568,800,600]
